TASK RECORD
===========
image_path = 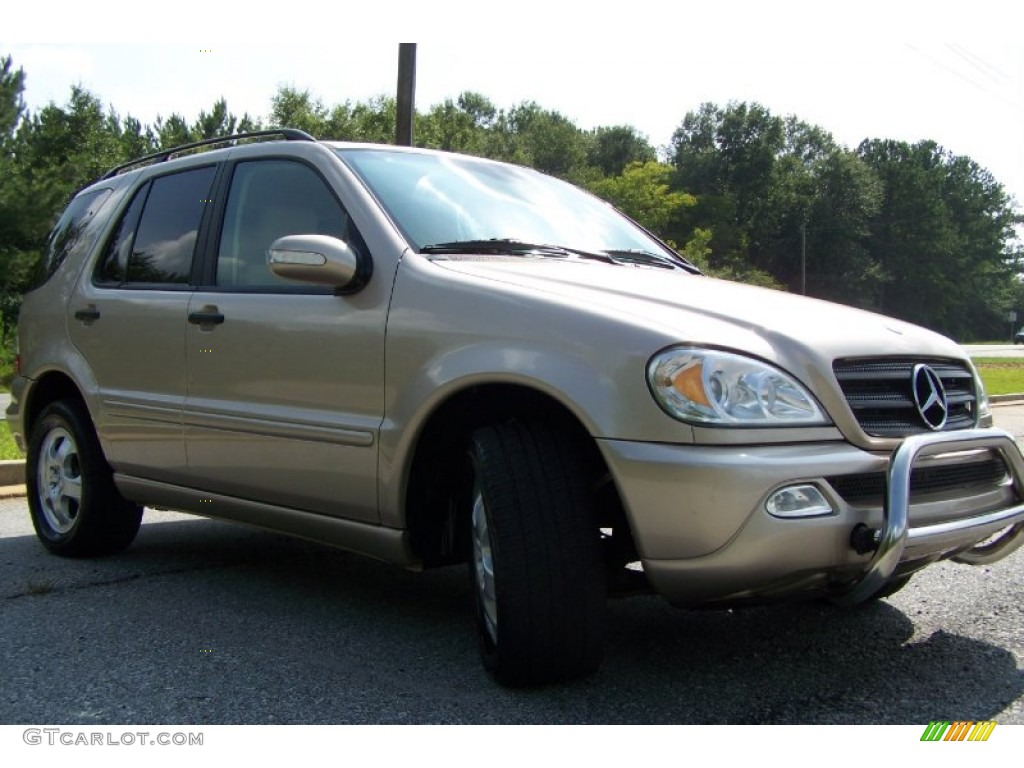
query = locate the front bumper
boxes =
[831,428,1024,604]
[597,429,1024,606]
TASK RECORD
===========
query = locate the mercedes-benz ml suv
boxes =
[8,129,1024,686]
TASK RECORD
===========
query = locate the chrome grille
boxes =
[833,358,977,437]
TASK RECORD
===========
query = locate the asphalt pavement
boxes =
[0,499,1020,725]
[1,406,1023,723]
[962,343,1024,358]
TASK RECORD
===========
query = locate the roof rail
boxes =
[100,128,316,180]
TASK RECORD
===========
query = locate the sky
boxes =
[4,2,1024,221]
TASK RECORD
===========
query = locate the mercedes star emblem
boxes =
[911,364,949,430]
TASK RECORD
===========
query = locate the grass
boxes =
[0,422,21,460]
[972,358,1024,397]
[0,339,13,392]
[1,339,21,459]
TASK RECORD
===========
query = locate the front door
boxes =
[183,158,385,522]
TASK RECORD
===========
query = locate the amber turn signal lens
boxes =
[671,363,710,406]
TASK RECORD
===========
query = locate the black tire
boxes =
[26,399,142,557]
[467,419,605,686]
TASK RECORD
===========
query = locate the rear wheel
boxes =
[468,420,605,686]
[27,400,142,557]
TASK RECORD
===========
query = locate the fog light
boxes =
[765,485,833,518]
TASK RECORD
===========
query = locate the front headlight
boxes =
[647,348,829,426]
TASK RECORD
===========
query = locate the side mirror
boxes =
[268,234,371,293]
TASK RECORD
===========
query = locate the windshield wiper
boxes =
[421,238,563,255]
[420,239,697,271]
[603,249,698,272]
[420,239,616,263]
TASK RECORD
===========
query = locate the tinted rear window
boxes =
[94,166,216,287]
[32,187,113,288]
[128,167,216,284]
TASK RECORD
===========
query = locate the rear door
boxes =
[69,165,217,483]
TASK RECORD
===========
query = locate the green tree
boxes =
[1,69,171,340]
[799,149,883,305]
[153,113,194,148]
[193,97,259,139]
[0,55,23,144]
[669,102,785,271]
[0,55,29,338]
[347,95,396,144]
[269,86,328,137]
[419,95,486,154]
[669,101,882,301]
[858,139,1019,338]
[118,115,157,158]
[271,87,396,143]
[19,86,126,183]
[587,125,656,177]
[589,161,694,234]
[508,102,589,179]
[6,85,129,288]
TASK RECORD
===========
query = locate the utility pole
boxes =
[396,44,416,146]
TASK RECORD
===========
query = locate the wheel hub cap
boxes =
[471,487,498,643]
[36,427,82,534]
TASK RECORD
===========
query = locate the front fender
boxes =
[376,339,665,527]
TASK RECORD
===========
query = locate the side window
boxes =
[129,167,216,284]
[215,160,357,289]
[96,184,148,284]
[32,187,113,288]
[95,166,216,287]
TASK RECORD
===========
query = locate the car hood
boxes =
[432,257,966,364]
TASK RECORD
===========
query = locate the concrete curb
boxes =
[0,460,24,487]
[990,393,1024,404]
[0,484,25,499]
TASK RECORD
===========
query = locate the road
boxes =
[0,409,1022,724]
[1,499,1021,725]
[962,343,1024,359]
[992,400,1024,440]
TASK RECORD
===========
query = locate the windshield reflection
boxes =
[337,148,671,256]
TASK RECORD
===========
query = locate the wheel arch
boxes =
[22,370,89,438]
[399,382,630,567]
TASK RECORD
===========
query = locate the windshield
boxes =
[337,148,680,259]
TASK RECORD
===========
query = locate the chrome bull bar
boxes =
[834,428,1024,606]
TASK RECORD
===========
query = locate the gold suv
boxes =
[8,130,1024,686]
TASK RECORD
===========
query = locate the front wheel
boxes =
[27,400,142,557]
[468,420,606,686]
